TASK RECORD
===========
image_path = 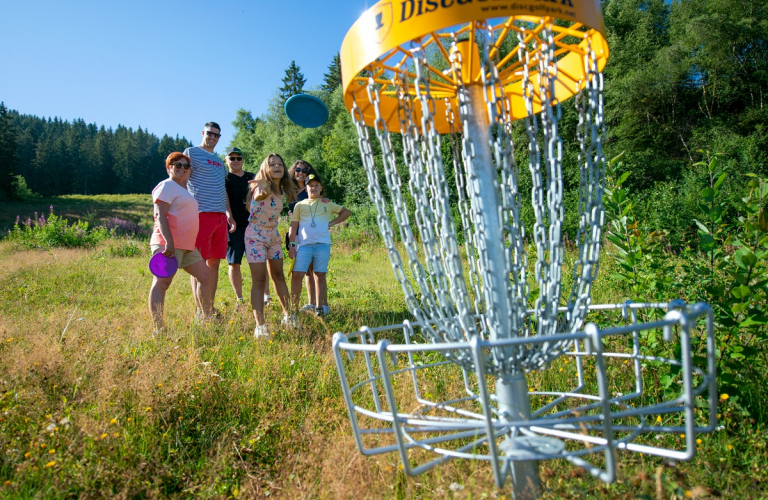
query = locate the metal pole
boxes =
[462,83,540,499]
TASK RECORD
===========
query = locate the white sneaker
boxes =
[281,314,298,328]
[253,325,269,338]
[264,295,272,306]
[301,303,316,312]
[317,305,330,317]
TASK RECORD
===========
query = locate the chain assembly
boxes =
[349,24,607,376]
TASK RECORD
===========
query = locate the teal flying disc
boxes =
[284,94,329,128]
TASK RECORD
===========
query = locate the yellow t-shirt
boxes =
[291,198,343,245]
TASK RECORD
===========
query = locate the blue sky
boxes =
[0,0,372,150]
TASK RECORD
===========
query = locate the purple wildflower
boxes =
[50,205,54,213]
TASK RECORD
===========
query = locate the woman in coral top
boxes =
[148,152,214,331]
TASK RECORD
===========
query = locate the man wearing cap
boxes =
[184,122,236,316]
[224,147,256,308]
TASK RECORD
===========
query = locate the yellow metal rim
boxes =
[341,0,609,132]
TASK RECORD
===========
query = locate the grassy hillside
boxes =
[0,194,152,232]
[0,196,765,499]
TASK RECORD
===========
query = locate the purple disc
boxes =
[149,252,179,278]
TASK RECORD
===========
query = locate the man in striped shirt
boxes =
[184,122,235,317]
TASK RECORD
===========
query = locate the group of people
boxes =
[147,122,351,337]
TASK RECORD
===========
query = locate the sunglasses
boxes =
[171,162,191,170]
[228,156,243,161]
[204,131,221,138]
[294,167,309,173]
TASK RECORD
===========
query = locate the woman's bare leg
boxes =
[148,275,174,329]
[267,259,291,316]
[249,262,268,325]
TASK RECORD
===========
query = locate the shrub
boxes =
[5,208,108,249]
[106,239,145,258]
[12,175,39,201]
[102,217,151,239]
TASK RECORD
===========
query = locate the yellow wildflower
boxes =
[101,433,107,439]
[48,449,55,454]
[721,394,729,400]
[696,439,702,444]
[45,461,56,467]
[110,418,117,424]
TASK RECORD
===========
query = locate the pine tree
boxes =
[321,53,342,93]
[0,102,19,200]
[278,60,307,103]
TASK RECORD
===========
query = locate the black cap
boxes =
[306,173,322,184]
[226,147,243,156]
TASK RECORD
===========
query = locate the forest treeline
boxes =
[0,107,191,199]
[1,0,767,246]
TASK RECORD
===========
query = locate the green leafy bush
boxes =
[106,239,145,258]
[5,212,108,249]
[605,150,768,421]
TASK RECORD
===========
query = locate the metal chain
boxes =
[348,22,607,376]
[566,38,606,332]
[448,38,488,335]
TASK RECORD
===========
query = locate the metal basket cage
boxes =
[332,301,718,487]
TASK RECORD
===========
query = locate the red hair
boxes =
[165,152,191,168]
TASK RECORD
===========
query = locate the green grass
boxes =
[0,196,766,499]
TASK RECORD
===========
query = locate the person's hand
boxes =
[162,243,175,257]
[227,214,237,233]
[289,246,296,259]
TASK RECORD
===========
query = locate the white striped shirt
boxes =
[184,146,227,213]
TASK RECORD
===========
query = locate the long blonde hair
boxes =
[246,153,297,207]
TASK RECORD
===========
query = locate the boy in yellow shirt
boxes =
[288,174,351,316]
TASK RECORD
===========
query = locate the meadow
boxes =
[0,195,766,499]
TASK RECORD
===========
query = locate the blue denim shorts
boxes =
[293,243,331,273]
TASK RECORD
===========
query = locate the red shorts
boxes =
[195,212,228,260]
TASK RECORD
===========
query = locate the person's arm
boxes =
[154,200,175,256]
[225,191,236,233]
[251,179,270,201]
[329,207,351,228]
[288,221,300,259]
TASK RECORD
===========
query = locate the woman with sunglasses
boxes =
[287,160,320,313]
[148,152,214,332]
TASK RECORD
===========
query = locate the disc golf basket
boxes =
[332,1,718,498]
